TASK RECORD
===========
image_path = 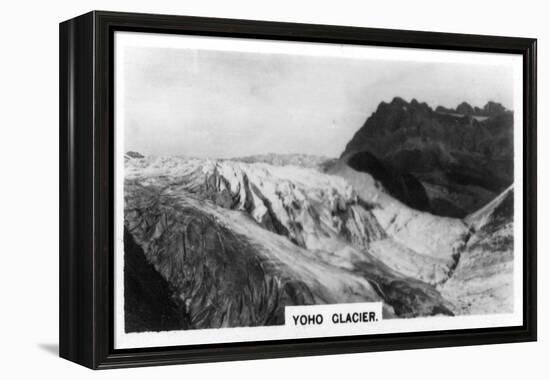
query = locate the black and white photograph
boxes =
[114,31,524,349]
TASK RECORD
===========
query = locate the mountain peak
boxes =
[482,101,507,116]
[126,151,145,159]
[390,96,408,106]
[456,101,474,115]
[341,97,514,217]
[435,101,508,117]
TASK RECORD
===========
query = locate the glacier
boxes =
[123,153,513,331]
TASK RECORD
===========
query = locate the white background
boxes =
[0,0,546,378]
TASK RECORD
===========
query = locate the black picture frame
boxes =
[59,10,537,369]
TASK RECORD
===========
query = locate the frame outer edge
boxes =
[526,38,537,341]
[59,11,97,369]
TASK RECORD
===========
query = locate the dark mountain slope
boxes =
[347,150,430,211]
[341,97,513,217]
[124,228,187,333]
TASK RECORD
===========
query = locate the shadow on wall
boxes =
[37,343,58,356]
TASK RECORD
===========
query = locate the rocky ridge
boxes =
[341,97,513,217]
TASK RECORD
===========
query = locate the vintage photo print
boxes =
[114,31,523,349]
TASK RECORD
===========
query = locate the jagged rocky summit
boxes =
[340,97,513,218]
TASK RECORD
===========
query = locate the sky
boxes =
[120,36,516,159]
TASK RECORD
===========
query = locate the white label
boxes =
[285,302,383,330]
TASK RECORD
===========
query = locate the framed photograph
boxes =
[59,11,537,369]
